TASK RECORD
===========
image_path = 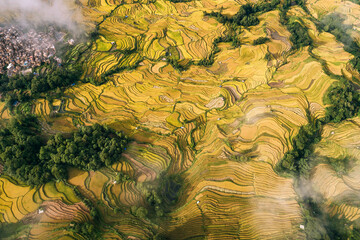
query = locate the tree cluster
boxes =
[197,45,220,66]
[230,154,250,162]
[324,83,360,123]
[280,117,321,174]
[197,30,241,67]
[301,195,360,239]
[0,115,128,186]
[0,221,30,239]
[0,61,82,106]
[320,13,358,54]
[253,37,270,45]
[205,1,280,28]
[115,172,131,183]
[0,115,50,185]
[350,0,360,4]
[166,58,192,71]
[147,174,183,218]
[320,13,360,74]
[281,0,306,12]
[317,11,360,78]
[131,206,149,219]
[41,123,128,174]
[325,156,352,176]
[214,34,241,48]
[199,1,284,67]
[67,222,100,239]
[132,174,184,221]
[232,4,260,27]
[350,56,360,73]
[280,81,360,175]
[158,174,183,207]
[279,0,313,49]
[287,21,312,49]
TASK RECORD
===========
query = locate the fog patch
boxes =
[0,0,84,35]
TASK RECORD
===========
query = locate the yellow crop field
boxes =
[308,118,360,224]
[2,0,360,239]
[165,159,304,239]
[0,176,80,223]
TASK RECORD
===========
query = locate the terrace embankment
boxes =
[2,0,360,239]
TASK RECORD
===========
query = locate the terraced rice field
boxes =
[0,176,80,223]
[309,118,360,222]
[2,0,360,239]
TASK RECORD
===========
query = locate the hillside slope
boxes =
[2,0,360,239]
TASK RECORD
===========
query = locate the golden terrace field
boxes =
[2,0,360,239]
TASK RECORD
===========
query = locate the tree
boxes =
[288,21,312,48]
[324,83,360,123]
[253,37,270,45]
[135,207,148,219]
[0,115,129,186]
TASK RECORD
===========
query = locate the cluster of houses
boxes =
[0,26,62,76]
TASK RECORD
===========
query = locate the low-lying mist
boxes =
[0,0,84,36]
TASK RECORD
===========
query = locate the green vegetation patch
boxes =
[287,20,312,49]
[145,174,184,219]
[0,115,128,186]
[280,114,322,174]
[0,44,86,108]
[320,13,360,74]
[300,194,360,239]
[0,222,31,239]
[66,221,101,239]
[253,37,270,45]
[324,83,360,123]
[205,0,281,28]
[279,82,360,175]
[132,173,184,221]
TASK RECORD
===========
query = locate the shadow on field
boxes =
[163,215,211,240]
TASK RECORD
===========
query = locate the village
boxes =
[0,26,63,76]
